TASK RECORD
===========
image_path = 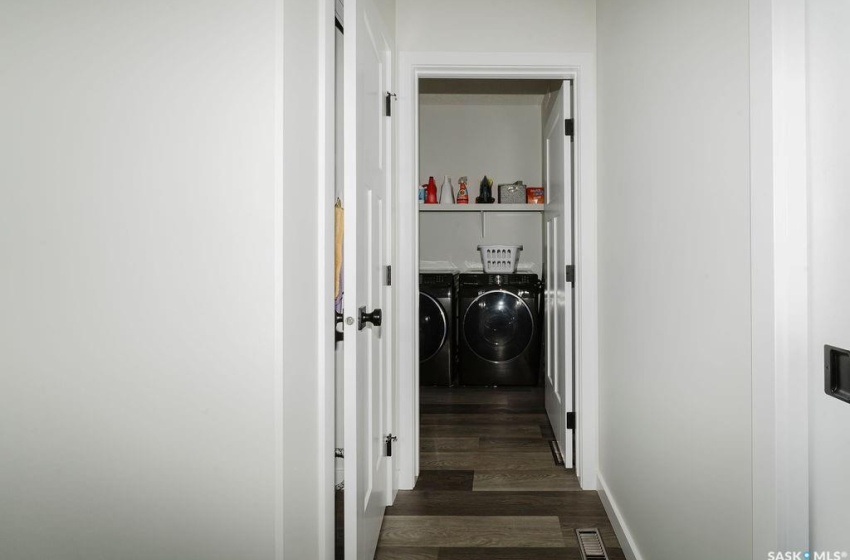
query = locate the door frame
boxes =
[394,51,598,491]
[749,0,810,554]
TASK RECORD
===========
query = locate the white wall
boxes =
[419,94,544,189]
[396,0,595,53]
[419,213,543,276]
[0,1,282,559]
[374,0,396,33]
[596,1,753,559]
[806,0,850,549]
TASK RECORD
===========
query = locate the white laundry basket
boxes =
[477,245,523,273]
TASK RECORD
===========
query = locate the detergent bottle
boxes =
[425,176,438,203]
[439,175,454,204]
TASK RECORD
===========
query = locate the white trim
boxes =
[383,43,400,506]
[597,472,643,560]
[750,0,810,555]
[273,0,285,558]
[395,52,418,490]
[317,0,336,557]
[395,51,598,490]
[769,0,809,549]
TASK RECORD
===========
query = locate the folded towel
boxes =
[334,199,344,312]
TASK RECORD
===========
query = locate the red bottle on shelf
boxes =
[425,176,438,203]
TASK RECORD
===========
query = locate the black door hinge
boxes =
[565,118,574,138]
[565,265,575,284]
[385,434,398,457]
[385,265,392,286]
[566,412,575,430]
[385,92,397,117]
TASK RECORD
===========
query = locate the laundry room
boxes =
[415,75,576,462]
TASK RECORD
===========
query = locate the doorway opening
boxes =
[417,76,575,469]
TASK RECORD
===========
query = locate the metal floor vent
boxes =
[576,528,608,560]
[548,440,565,466]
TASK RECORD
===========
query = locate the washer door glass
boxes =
[463,290,533,362]
[419,293,448,362]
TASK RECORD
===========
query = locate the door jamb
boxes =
[318,0,336,557]
[394,51,598,491]
[749,0,809,554]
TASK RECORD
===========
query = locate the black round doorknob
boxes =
[358,306,382,330]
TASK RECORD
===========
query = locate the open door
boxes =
[543,81,575,468]
[342,0,392,558]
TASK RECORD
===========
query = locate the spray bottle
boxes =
[456,176,469,204]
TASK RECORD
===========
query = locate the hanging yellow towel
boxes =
[334,199,344,305]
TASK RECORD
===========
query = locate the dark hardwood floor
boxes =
[373,386,625,559]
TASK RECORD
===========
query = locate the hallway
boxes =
[374,387,625,559]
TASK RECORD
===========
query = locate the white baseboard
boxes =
[597,472,643,560]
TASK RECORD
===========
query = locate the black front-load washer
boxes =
[419,272,457,386]
[458,273,541,386]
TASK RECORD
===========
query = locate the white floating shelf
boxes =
[419,203,545,212]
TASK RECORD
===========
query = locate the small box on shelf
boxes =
[498,182,526,204]
[526,187,544,204]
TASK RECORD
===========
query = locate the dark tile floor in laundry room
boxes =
[368,385,626,560]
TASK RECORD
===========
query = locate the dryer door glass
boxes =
[420,292,448,362]
[463,290,533,362]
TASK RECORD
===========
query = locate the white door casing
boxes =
[807,0,850,549]
[394,52,598,491]
[543,82,575,468]
[343,0,392,557]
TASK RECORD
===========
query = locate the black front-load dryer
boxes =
[458,273,541,386]
[419,273,457,386]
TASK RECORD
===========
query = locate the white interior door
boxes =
[543,82,574,468]
[343,0,391,558]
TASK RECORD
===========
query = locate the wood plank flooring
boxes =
[373,386,625,559]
